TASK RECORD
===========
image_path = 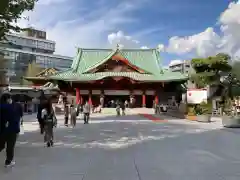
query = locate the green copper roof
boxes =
[71,48,161,74]
[49,47,188,82]
[50,70,187,82]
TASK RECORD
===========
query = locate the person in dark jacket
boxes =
[0,93,21,167]
[15,98,23,125]
[37,91,47,134]
[37,101,45,134]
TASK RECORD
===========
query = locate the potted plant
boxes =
[222,98,240,128]
[220,72,240,128]
[186,105,197,121]
[195,102,212,122]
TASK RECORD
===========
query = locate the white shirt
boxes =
[41,109,47,119]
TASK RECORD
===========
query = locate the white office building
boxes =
[0,28,73,84]
[168,60,191,74]
[168,60,195,88]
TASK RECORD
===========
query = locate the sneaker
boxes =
[47,142,51,147]
[5,161,15,168]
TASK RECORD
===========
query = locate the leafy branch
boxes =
[190,53,232,88]
[0,0,38,40]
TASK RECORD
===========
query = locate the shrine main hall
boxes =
[27,46,188,108]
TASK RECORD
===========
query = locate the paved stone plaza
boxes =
[1,112,240,180]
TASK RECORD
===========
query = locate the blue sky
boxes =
[18,0,240,66]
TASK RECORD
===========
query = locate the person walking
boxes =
[37,91,47,134]
[83,101,90,124]
[64,103,69,126]
[116,101,121,116]
[121,101,126,116]
[15,98,23,125]
[0,93,21,167]
[70,101,77,128]
[41,99,57,147]
[37,92,46,134]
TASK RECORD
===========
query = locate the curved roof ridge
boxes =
[81,49,117,73]
[76,47,158,51]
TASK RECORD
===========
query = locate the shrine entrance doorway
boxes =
[104,95,129,108]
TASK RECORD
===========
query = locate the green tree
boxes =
[227,60,240,97]
[190,53,232,88]
[231,61,240,81]
[0,0,38,40]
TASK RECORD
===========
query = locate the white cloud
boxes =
[16,0,148,56]
[157,44,165,52]
[108,31,139,49]
[107,31,151,50]
[38,0,67,5]
[165,1,240,58]
[169,59,182,66]
[141,46,149,49]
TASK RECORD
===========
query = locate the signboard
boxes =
[104,90,130,95]
[146,90,155,95]
[92,90,101,95]
[133,90,143,95]
[187,89,207,104]
[80,90,89,94]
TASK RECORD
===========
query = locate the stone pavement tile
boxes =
[1,117,240,180]
[133,128,240,180]
[0,148,88,180]
[83,150,139,180]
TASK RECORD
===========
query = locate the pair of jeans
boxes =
[83,113,89,124]
[0,133,17,165]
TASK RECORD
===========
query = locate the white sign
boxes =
[146,90,155,95]
[133,90,143,95]
[80,90,89,94]
[187,89,207,104]
[92,90,101,95]
[104,90,130,95]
